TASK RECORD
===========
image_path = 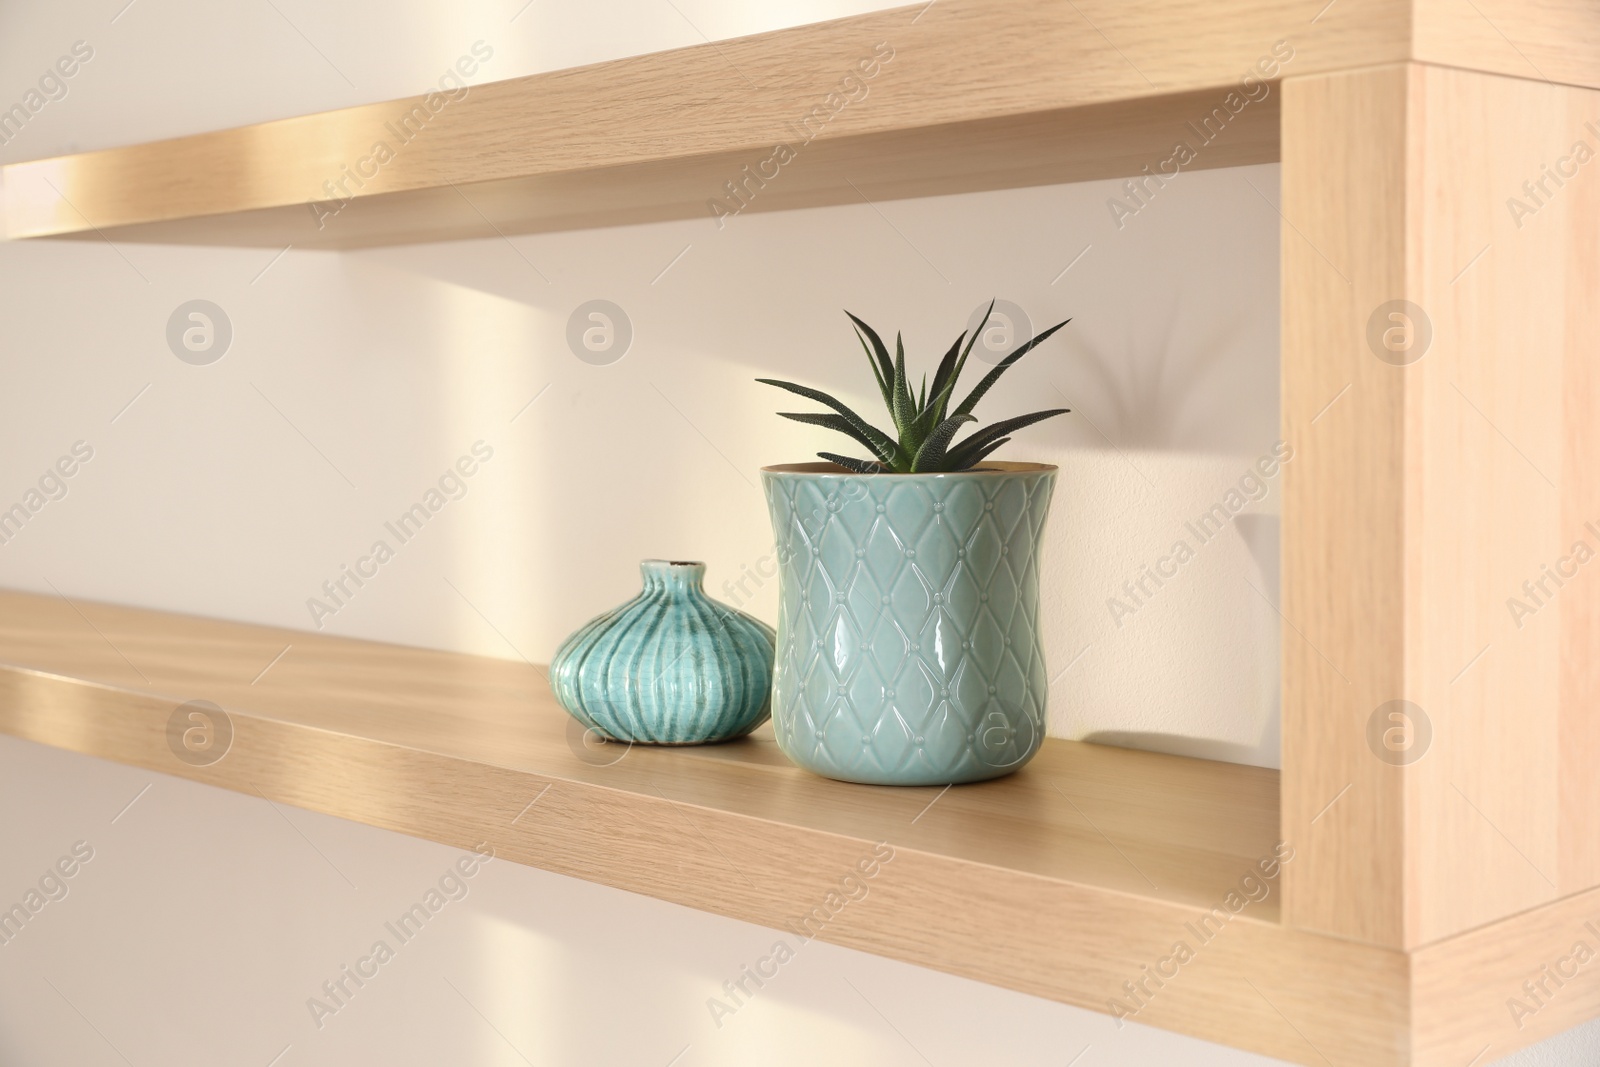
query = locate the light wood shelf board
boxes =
[26,89,1280,249]
[0,587,1414,1065]
[1282,59,1600,951]
[1,587,1594,1062]
[0,589,1279,913]
[4,0,1594,245]
[0,0,1398,246]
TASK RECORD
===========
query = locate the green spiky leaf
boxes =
[942,408,1070,470]
[915,334,963,439]
[911,413,977,472]
[855,326,892,412]
[966,436,1012,467]
[776,412,899,465]
[890,332,916,438]
[926,301,992,426]
[927,320,973,410]
[761,304,1072,473]
[757,379,905,466]
[845,312,893,387]
[817,451,885,473]
[952,319,1071,418]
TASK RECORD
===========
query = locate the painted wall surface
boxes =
[1,2,1593,1064]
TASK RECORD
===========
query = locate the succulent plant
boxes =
[758,302,1071,473]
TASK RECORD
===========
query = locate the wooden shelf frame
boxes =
[3,1,1600,1063]
[3,0,1597,248]
[0,559,1591,1067]
[0,589,1407,1064]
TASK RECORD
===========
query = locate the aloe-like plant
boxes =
[758,302,1071,473]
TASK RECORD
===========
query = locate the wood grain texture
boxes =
[1414,0,1600,89]
[1284,61,1600,948]
[0,590,1283,915]
[1281,62,1412,948]
[1407,61,1600,945]
[0,588,1420,1065]
[4,0,1596,245]
[1557,71,1600,917]
[2,0,1386,246]
[1412,884,1600,1065]
[11,585,1600,1060]
[15,88,1281,249]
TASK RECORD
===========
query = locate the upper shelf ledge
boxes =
[1,0,1592,247]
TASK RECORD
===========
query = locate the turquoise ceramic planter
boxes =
[761,462,1057,785]
[550,560,775,744]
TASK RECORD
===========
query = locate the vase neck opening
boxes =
[640,559,706,594]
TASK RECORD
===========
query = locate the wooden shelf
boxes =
[0,586,1591,1066]
[4,0,1594,247]
[5,3,1600,1063]
[0,588,1366,1061]
[0,587,1281,911]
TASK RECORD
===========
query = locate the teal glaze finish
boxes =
[550,560,776,744]
[761,462,1058,785]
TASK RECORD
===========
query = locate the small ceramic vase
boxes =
[550,560,776,744]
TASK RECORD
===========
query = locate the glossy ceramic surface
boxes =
[761,462,1057,785]
[550,560,775,744]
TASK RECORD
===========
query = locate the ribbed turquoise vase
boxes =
[761,462,1057,785]
[550,560,776,744]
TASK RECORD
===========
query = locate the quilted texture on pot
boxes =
[761,462,1056,784]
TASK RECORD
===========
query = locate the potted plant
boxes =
[758,303,1070,785]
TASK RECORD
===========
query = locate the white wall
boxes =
[0,1,1592,1063]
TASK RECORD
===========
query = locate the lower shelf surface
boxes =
[12,587,1577,1065]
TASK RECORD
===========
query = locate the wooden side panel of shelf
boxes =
[1281,61,1413,949]
[1283,61,1600,949]
[1408,62,1600,944]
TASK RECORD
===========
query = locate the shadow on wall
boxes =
[1064,309,1261,453]
[1079,731,1272,766]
